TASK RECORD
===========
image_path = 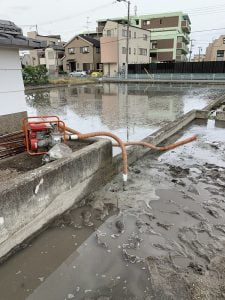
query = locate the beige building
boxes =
[26,31,65,74]
[100,20,151,76]
[205,35,225,61]
[192,54,206,62]
[98,12,190,63]
[63,34,101,73]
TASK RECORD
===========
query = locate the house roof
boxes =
[79,34,100,47]
[0,20,46,49]
[65,34,100,48]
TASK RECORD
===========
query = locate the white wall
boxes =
[0,47,26,116]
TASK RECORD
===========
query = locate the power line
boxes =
[39,1,116,26]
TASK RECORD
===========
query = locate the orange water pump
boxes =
[23,116,66,155]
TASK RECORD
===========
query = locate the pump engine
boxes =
[23,116,66,155]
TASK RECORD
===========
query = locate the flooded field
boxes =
[26,83,225,145]
[1,118,225,299]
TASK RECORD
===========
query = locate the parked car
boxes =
[91,70,103,78]
[69,70,87,77]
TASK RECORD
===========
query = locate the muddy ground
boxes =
[1,119,225,300]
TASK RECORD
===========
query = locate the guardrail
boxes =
[103,73,225,81]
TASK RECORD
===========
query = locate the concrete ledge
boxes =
[113,110,197,173]
[0,139,112,260]
[103,79,225,85]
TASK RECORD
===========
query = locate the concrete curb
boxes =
[103,79,225,85]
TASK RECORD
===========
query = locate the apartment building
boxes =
[100,20,151,76]
[26,31,65,74]
[205,35,225,61]
[97,11,191,63]
[63,34,101,73]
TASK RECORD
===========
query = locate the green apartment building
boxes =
[97,11,191,62]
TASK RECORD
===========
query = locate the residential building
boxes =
[0,20,44,134]
[192,54,206,62]
[97,11,191,63]
[100,20,151,76]
[62,34,101,73]
[26,31,65,74]
[205,35,225,61]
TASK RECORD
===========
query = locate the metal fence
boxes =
[128,61,225,74]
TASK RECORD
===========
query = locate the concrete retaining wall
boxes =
[0,139,112,261]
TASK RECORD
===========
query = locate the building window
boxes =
[159,19,162,24]
[217,50,224,61]
[139,48,147,56]
[223,38,225,44]
[134,32,136,39]
[151,40,158,49]
[80,46,89,53]
[122,29,131,38]
[129,48,131,54]
[107,30,111,37]
[58,53,64,59]
[68,48,75,54]
[122,47,126,54]
[143,20,150,26]
[143,34,147,41]
[134,48,136,55]
[96,47,100,53]
[122,29,127,37]
[136,20,139,25]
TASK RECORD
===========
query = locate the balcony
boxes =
[181,20,191,33]
[177,42,189,53]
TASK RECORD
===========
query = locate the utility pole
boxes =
[189,39,195,62]
[198,47,202,62]
[117,0,130,79]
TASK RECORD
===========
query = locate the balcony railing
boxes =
[181,20,191,33]
[177,42,189,53]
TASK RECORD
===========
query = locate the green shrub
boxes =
[22,65,49,85]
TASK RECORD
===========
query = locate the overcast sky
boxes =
[1,0,225,54]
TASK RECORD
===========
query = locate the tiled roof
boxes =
[0,20,46,49]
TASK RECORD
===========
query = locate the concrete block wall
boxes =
[0,139,112,260]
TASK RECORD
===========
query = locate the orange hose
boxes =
[112,135,197,151]
[62,126,128,178]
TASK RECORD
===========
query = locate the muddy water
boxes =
[25,83,225,148]
[1,119,225,299]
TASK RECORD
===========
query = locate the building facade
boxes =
[192,54,206,62]
[26,31,65,74]
[98,11,191,63]
[100,20,151,76]
[0,20,44,134]
[63,35,101,73]
[205,35,225,61]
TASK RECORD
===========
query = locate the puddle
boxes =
[26,83,225,154]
